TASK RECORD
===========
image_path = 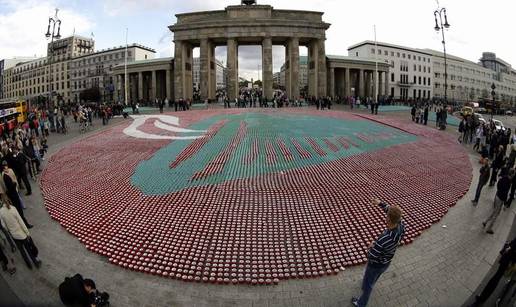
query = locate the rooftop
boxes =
[72,44,156,61]
[348,40,434,56]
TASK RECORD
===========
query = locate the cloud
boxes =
[0,0,93,59]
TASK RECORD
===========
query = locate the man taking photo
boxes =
[352,199,405,307]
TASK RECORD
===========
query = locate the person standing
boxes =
[1,162,32,228]
[8,147,32,195]
[483,168,510,234]
[0,200,41,269]
[489,145,505,187]
[471,237,516,306]
[471,158,491,205]
[351,199,405,307]
[423,105,429,125]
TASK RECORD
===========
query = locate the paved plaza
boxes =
[0,105,514,307]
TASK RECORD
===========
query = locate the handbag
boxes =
[26,236,39,258]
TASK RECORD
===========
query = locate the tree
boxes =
[253,80,262,87]
[469,88,476,100]
[79,87,101,103]
[481,89,489,99]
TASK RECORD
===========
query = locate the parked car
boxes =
[474,113,486,125]
[506,110,513,116]
[476,107,487,114]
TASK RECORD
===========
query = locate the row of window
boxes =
[371,48,431,63]
[72,51,132,68]
[391,73,431,86]
[434,73,516,93]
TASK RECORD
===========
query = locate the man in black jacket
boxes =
[472,158,491,205]
[489,145,505,187]
[7,147,31,195]
[59,274,99,307]
[1,162,32,228]
[472,237,516,306]
[484,167,510,234]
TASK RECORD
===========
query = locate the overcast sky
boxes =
[1,0,515,80]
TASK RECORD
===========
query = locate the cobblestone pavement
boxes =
[0,106,514,307]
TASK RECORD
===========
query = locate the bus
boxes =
[0,99,28,133]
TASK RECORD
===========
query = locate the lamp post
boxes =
[45,8,61,110]
[491,83,496,120]
[433,7,450,106]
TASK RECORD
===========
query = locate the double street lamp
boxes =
[45,8,61,110]
[433,7,450,105]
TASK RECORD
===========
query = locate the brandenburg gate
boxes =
[169,3,331,101]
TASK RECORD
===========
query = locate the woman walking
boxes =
[0,200,41,269]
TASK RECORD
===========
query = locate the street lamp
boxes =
[45,8,61,110]
[433,7,450,106]
[491,83,496,120]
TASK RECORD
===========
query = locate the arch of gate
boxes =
[169,4,331,101]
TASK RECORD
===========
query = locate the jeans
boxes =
[473,181,486,202]
[485,195,504,232]
[357,262,390,306]
[14,238,38,269]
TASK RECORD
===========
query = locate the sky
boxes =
[1,0,515,80]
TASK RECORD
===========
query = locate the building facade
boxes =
[0,57,38,99]
[348,41,433,101]
[70,44,155,103]
[2,35,156,105]
[2,35,95,104]
[428,50,516,103]
[279,56,308,90]
[192,57,227,91]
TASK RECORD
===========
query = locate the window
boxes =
[413,89,416,98]
[413,76,417,84]
[356,52,359,56]
[397,52,400,58]
[384,50,388,56]
[408,54,411,59]
[391,73,394,82]
[378,49,381,54]
[371,48,375,54]
[414,64,417,71]
[391,51,394,56]
[418,65,421,72]
[418,56,421,61]
[419,76,421,85]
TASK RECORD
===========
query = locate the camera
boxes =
[93,291,110,307]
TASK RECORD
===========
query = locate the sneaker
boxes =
[7,267,16,275]
[351,297,359,307]
[27,224,33,229]
[34,259,42,269]
[486,230,494,234]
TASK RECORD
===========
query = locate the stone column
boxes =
[329,67,335,98]
[358,70,365,97]
[200,39,212,101]
[308,40,318,98]
[345,68,351,97]
[227,38,239,101]
[317,39,327,98]
[385,71,390,97]
[138,71,143,101]
[209,44,216,100]
[173,41,183,100]
[288,37,300,99]
[285,43,291,100]
[173,40,193,101]
[166,69,171,100]
[151,70,157,101]
[378,72,383,96]
[262,37,273,101]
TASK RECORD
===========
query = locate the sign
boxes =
[0,107,19,118]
